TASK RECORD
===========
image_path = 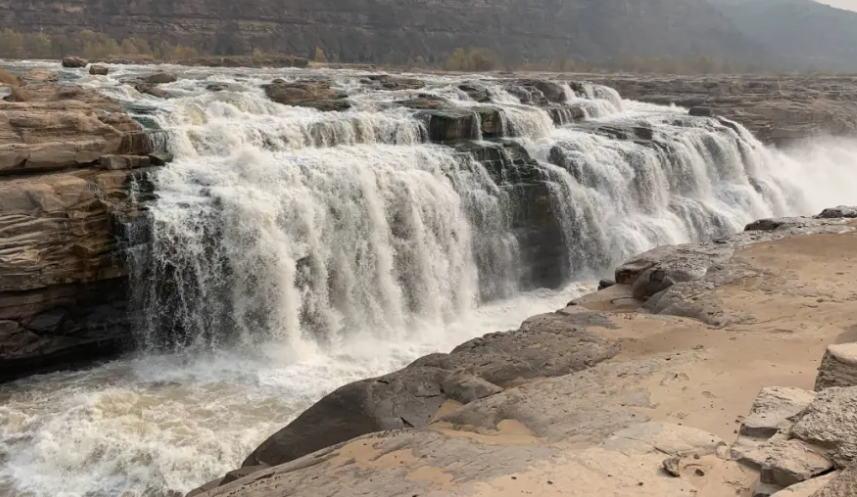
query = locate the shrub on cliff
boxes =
[443,48,499,72]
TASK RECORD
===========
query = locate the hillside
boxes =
[0,0,765,65]
[710,0,857,72]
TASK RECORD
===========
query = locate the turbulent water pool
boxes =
[2,61,857,497]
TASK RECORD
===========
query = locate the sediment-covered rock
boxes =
[22,68,59,82]
[89,64,109,76]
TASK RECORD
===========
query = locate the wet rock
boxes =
[146,72,178,84]
[790,386,857,467]
[741,387,816,438]
[99,154,151,170]
[61,56,88,68]
[396,95,451,110]
[241,311,619,468]
[89,65,109,76]
[546,105,586,125]
[417,109,480,142]
[816,206,857,219]
[506,80,568,106]
[746,218,789,231]
[363,74,424,91]
[459,83,492,102]
[205,83,229,92]
[815,344,857,391]
[263,80,351,112]
[22,68,58,82]
[148,151,174,165]
[598,279,616,291]
[689,106,714,117]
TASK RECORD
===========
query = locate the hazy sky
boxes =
[816,0,857,11]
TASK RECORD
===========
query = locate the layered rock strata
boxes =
[0,83,166,381]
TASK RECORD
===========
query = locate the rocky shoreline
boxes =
[189,208,857,497]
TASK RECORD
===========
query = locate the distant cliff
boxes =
[0,0,764,64]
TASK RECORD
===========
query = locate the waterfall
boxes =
[129,73,820,351]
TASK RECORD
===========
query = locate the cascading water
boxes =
[2,62,857,497]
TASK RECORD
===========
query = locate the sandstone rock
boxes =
[242,311,619,469]
[815,344,857,391]
[816,206,857,219]
[811,464,857,497]
[99,155,151,170]
[746,218,789,231]
[547,105,586,125]
[741,387,816,438]
[731,434,834,485]
[598,279,616,291]
[0,86,159,380]
[61,56,88,68]
[756,481,786,497]
[146,72,178,84]
[769,472,838,497]
[791,386,857,467]
[22,68,58,82]
[89,65,109,76]
[263,80,351,112]
[505,80,568,106]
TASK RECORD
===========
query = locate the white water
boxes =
[2,61,857,497]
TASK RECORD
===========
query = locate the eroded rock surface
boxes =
[0,84,165,380]
[815,344,857,391]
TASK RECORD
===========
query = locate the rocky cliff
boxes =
[0,81,166,381]
[0,0,763,64]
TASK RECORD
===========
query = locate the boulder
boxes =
[815,343,857,391]
[816,206,857,219]
[205,83,229,92]
[61,56,88,68]
[22,68,59,82]
[741,387,816,438]
[263,80,351,112]
[598,279,616,291]
[241,311,619,468]
[145,72,178,84]
[791,386,857,467]
[689,106,714,117]
[89,64,109,76]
